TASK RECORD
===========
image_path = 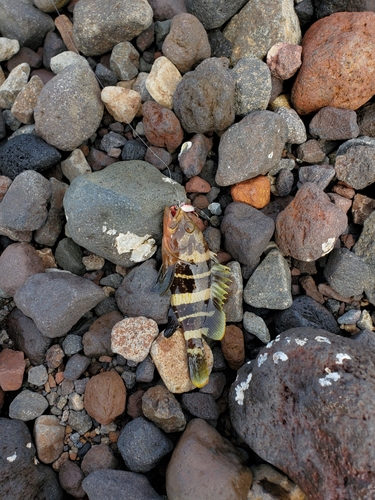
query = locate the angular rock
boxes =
[0,62,30,108]
[295,140,326,164]
[142,385,186,433]
[14,272,105,338]
[82,310,123,358]
[162,13,211,73]
[68,410,92,435]
[309,106,359,140]
[275,296,340,335]
[186,0,247,29]
[110,41,139,81]
[324,247,370,297]
[9,389,48,420]
[275,183,348,262]
[28,364,48,386]
[61,149,91,182]
[111,316,159,363]
[63,161,185,267]
[223,0,301,63]
[145,56,181,109]
[142,100,183,151]
[298,165,335,191]
[357,102,375,137]
[335,143,375,190]
[243,312,270,344]
[73,0,153,56]
[166,419,252,500]
[274,106,307,145]
[352,193,375,225]
[221,202,275,269]
[174,57,235,134]
[118,416,173,473]
[292,12,375,114]
[84,370,126,426]
[216,110,288,186]
[0,37,20,62]
[54,238,85,276]
[101,86,141,124]
[266,42,302,80]
[229,327,375,500]
[34,415,65,464]
[0,348,25,391]
[11,75,44,124]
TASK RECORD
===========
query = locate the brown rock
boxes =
[84,370,126,426]
[0,242,45,297]
[87,148,116,171]
[55,15,79,53]
[352,193,375,225]
[45,344,65,369]
[230,176,271,209]
[309,106,359,140]
[275,183,348,262]
[185,176,211,193]
[34,415,65,464]
[142,385,186,433]
[0,348,25,391]
[81,443,118,476]
[166,418,252,500]
[221,325,245,370]
[82,310,123,357]
[58,460,85,498]
[299,275,325,304]
[295,140,325,164]
[292,12,375,114]
[162,13,211,73]
[266,42,302,80]
[327,193,352,214]
[111,316,159,363]
[144,146,172,171]
[127,389,145,419]
[142,100,184,152]
[332,182,355,199]
[192,194,209,210]
[7,46,42,72]
[178,134,213,178]
[10,75,44,124]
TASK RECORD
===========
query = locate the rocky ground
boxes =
[1,0,375,499]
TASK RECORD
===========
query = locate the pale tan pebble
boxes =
[0,37,20,62]
[111,316,159,362]
[0,62,30,109]
[68,392,84,411]
[44,381,51,393]
[61,149,91,182]
[146,56,182,109]
[116,78,137,90]
[0,65,5,86]
[52,451,69,471]
[82,254,105,271]
[11,75,44,124]
[103,286,115,297]
[48,373,57,388]
[150,329,213,394]
[34,415,65,464]
[115,264,127,276]
[34,0,70,13]
[101,86,141,123]
[36,248,57,269]
[249,463,307,500]
[54,15,79,53]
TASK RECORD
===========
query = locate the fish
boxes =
[155,203,231,388]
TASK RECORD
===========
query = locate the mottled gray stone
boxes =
[335,143,375,190]
[324,247,370,297]
[62,334,83,356]
[55,238,86,276]
[181,392,219,420]
[337,309,361,325]
[186,0,247,29]
[9,390,48,420]
[64,354,90,381]
[274,106,307,145]
[243,311,270,343]
[309,106,359,140]
[142,385,186,433]
[28,364,48,386]
[298,165,335,190]
[68,410,92,435]
[110,41,139,81]
[232,56,271,115]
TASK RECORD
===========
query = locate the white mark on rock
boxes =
[268,151,274,159]
[321,237,335,256]
[315,336,331,344]
[235,373,252,405]
[162,177,177,185]
[115,232,156,262]
[266,335,281,349]
[7,453,17,462]
[336,353,351,364]
[106,229,117,235]
[273,351,288,363]
[102,225,107,232]
[178,141,192,158]
[258,353,268,367]
[295,338,308,346]
[26,443,32,448]
[319,372,341,387]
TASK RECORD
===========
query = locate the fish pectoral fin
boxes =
[152,265,175,295]
[202,301,226,341]
[210,260,231,311]
[164,308,180,338]
[187,339,209,388]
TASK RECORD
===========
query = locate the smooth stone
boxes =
[54,238,86,276]
[9,389,48,420]
[274,106,307,144]
[221,324,245,370]
[81,443,118,476]
[142,385,186,433]
[243,312,271,343]
[82,310,123,358]
[58,460,85,498]
[63,354,90,381]
[0,348,25,391]
[145,56,181,109]
[34,415,65,464]
[28,364,48,386]
[142,100,184,151]
[181,392,219,420]
[111,316,159,363]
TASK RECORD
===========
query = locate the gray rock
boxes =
[63,161,185,267]
[244,249,292,310]
[335,143,375,190]
[181,392,219,420]
[121,140,147,161]
[14,272,105,338]
[186,0,247,29]
[354,210,375,272]
[43,31,67,70]
[0,0,54,50]
[58,460,85,498]
[309,106,359,140]
[135,356,155,383]
[34,63,104,151]
[174,57,235,134]
[324,247,370,297]
[68,410,92,435]
[118,417,173,473]
[0,170,51,231]
[73,0,153,56]
[28,364,48,386]
[115,259,170,324]
[221,202,275,270]
[336,136,375,156]
[232,56,271,115]
[337,309,362,325]
[274,106,307,145]
[223,261,243,322]
[243,311,271,343]
[295,0,314,27]
[357,102,375,137]
[142,385,186,433]
[55,238,86,276]
[298,164,335,190]
[0,134,61,179]
[100,131,127,153]
[62,334,83,356]
[110,41,139,81]
[95,63,118,87]
[208,29,232,58]
[216,110,288,186]
[63,354,90,381]
[314,0,374,19]
[9,389,48,420]
[275,168,294,197]
[82,470,162,500]
[199,372,226,400]
[275,295,340,335]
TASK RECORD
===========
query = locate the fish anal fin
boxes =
[202,302,226,341]
[164,308,180,338]
[152,265,175,295]
[187,339,209,388]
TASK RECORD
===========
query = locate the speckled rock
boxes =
[357,102,375,137]
[292,12,375,114]
[142,100,184,151]
[0,348,25,391]
[309,106,359,140]
[173,57,235,134]
[142,385,186,433]
[298,165,335,191]
[145,56,181,109]
[84,370,126,426]
[9,389,48,420]
[110,41,139,81]
[243,312,270,344]
[266,42,302,80]
[274,106,307,145]
[166,418,252,500]
[181,392,219,420]
[335,140,375,190]
[63,354,90,381]
[0,62,30,109]
[11,75,44,124]
[81,443,118,476]
[34,415,65,464]
[275,183,348,262]
[296,140,326,164]
[82,310,123,358]
[101,86,141,124]
[73,0,153,56]
[221,325,245,370]
[0,38,20,62]
[111,316,159,363]
[186,0,247,29]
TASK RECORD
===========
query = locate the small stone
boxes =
[357,310,373,331]
[61,149,91,182]
[62,334,83,356]
[221,325,245,370]
[309,106,359,140]
[46,344,65,369]
[274,106,307,145]
[10,75,44,124]
[144,146,172,171]
[181,392,219,420]
[0,62,30,109]
[121,140,147,161]
[275,168,294,197]
[135,356,155,383]
[28,364,48,386]
[248,464,306,500]
[9,389,48,420]
[142,385,186,433]
[101,86,141,124]
[352,194,375,225]
[111,316,159,363]
[59,460,85,498]
[296,140,326,164]
[64,354,90,381]
[357,102,375,137]
[142,100,184,151]
[69,392,84,411]
[68,410,92,435]
[298,165,335,190]
[232,56,271,115]
[0,348,25,391]
[34,415,65,464]
[299,275,325,304]
[266,42,302,80]
[110,41,139,80]
[0,37,20,62]
[230,176,271,209]
[335,142,375,190]
[82,254,105,271]
[185,176,211,193]
[337,310,362,325]
[83,310,123,358]
[243,312,270,343]
[146,56,181,109]
[81,443,118,476]
[55,238,85,276]
[199,372,226,400]
[178,134,213,178]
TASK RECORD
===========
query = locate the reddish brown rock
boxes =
[309,106,359,140]
[327,193,352,214]
[221,325,245,370]
[144,146,172,171]
[81,443,118,476]
[0,242,45,297]
[84,370,126,426]
[127,389,145,419]
[275,183,348,262]
[82,310,123,358]
[352,193,375,224]
[166,418,252,500]
[142,100,184,152]
[87,148,116,171]
[0,349,25,391]
[295,140,325,164]
[292,12,375,114]
[162,13,211,73]
[185,176,211,193]
[178,134,213,178]
[230,176,271,209]
[192,194,209,210]
[58,460,85,498]
[332,182,355,199]
[266,42,302,80]
[45,344,65,369]
[299,275,325,304]
[34,415,65,464]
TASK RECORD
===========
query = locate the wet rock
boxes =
[142,385,186,433]
[221,324,245,370]
[162,13,210,73]
[309,106,359,140]
[150,329,213,393]
[145,56,181,109]
[221,202,275,269]
[73,0,153,56]
[274,106,307,145]
[0,134,61,179]
[275,296,340,335]
[335,141,375,190]
[14,272,105,338]
[84,370,126,425]
[223,0,301,63]
[275,183,348,262]
[166,418,252,500]
[298,165,335,190]
[174,57,235,134]
[232,56,271,115]
[59,460,85,498]
[181,392,219,420]
[243,312,270,343]
[9,389,48,420]
[178,134,213,178]
[229,328,375,500]
[266,42,302,80]
[118,416,173,473]
[248,463,307,500]
[63,354,90,381]
[324,247,370,297]
[111,316,159,363]
[82,310,122,358]
[34,62,104,151]
[0,348,25,391]
[292,12,375,114]
[223,261,243,322]
[64,161,185,267]
[34,415,65,464]
[82,469,162,500]
[216,110,288,186]
[81,443,118,476]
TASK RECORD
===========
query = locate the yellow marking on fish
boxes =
[186,347,205,355]
[178,310,215,322]
[179,248,210,264]
[183,329,208,340]
[174,270,211,280]
[171,288,211,306]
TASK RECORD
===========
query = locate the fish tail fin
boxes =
[185,336,209,388]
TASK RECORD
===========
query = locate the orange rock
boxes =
[230,176,271,209]
[221,325,245,370]
[185,176,211,193]
[55,371,64,384]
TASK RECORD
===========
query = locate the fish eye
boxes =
[184,221,195,233]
